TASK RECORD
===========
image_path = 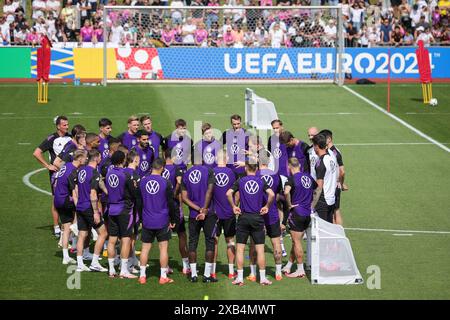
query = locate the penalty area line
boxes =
[342,85,450,153]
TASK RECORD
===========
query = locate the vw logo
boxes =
[292,151,296,157]
[108,165,114,172]
[261,175,273,188]
[78,170,86,183]
[108,174,119,188]
[162,168,170,180]
[230,144,239,155]
[310,156,316,167]
[132,139,136,145]
[145,180,160,194]
[102,149,109,158]
[215,173,229,187]
[204,152,215,164]
[142,154,147,160]
[244,180,259,194]
[189,170,201,184]
[175,148,183,160]
[140,161,149,172]
[301,176,312,189]
[104,143,108,149]
[56,165,66,178]
[274,148,282,159]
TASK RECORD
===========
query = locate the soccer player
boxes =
[283,157,317,278]
[226,162,275,286]
[193,123,221,169]
[73,149,108,272]
[320,129,347,226]
[306,127,320,180]
[267,119,289,178]
[221,114,249,178]
[213,149,237,279]
[33,115,71,237]
[255,152,284,281]
[53,125,87,168]
[162,119,193,172]
[138,158,179,285]
[118,115,140,151]
[280,131,309,173]
[131,130,155,177]
[311,134,337,223]
[181,154,217,283]
[140,115,163,158]
[98,118,113,166]
[53,149,87,265]
[100,138,121,178]
[163,148,190,275]
[105,150,139,279]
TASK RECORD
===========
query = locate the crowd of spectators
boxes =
[1,0,449,47]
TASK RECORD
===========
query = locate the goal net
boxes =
[306,214,363,285]
[102,5,344,84]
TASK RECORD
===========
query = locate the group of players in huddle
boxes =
[33,114,346,286]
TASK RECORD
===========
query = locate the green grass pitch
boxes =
[0,83,449,299]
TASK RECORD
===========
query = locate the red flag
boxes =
[37,35,52,82]
[415,40,432,84]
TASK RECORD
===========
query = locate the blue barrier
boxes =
[157,47,449,79]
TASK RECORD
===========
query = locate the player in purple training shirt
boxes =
[226,162,275,286]
[53,149,87,265]
[105,151,139,279]
[162,119,193,172]
[221,114,249,178]
[181,155,217,283]
[283,157,317,278]
[98,118,113,167]
[73,149,108,273]
[118,115,139,151]
[53,124,86,169]
[163,149,191,275]
[131,130,155,177]
[212,149,236,279]
[193,123,221,169]
[140,115,163,159]
[280,131,309,173]
[138,158,179,285]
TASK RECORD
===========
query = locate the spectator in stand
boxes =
[403,28,414,44]
[46,0,61,18]
[170,0,184,25]
[416,26,435,46]
[34,16,47,34]
[61,0,76,31]
[345,21,358,47]
[173,23,183,45]
[399,0,411,29]
[232,0,245,26]
[379,17,392,44]
[441,25,450,45]
[269,22,285,48]
[415,15,430,33]
[32,0,47,21]
[278,0,291,6]
[391,24,403,46]
[161,23,174,46]
[242,25,256,47]
[182,17,196,45]
[194,22,208,47]
[350,1,365,32]
[79,19,94,43]
[205,0,219,30]
[92,21,103,43]
[26,26,40,45]
[46,11,57,38]
[14,25,27,45]
[432,22,443,42]
[223,25,235,46]
[109,19,124,45]
[439,0,450,16]
[222,17,232,34]
[191,0,205,25]
[54,18,68,43]
[410,4,422,28]
[357,24,370,47]
[15,11,27,30]
[254,19,268,47]
[0,15,10,46]
[77,0,92,26]
[324,19,337,47]
[3,0,15,24]
[232,23,244,47]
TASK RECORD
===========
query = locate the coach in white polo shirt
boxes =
[310,133,336,223]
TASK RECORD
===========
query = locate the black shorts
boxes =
[335,187,341,210]
[141,226,171,243]
[76,208,104,232]
[174,215,186,234]
[315,200,335,223]
[288,213,311,232]
[217,216,236,238]
[49,170,55,195]
[236,213,265,245]
[56,206,75,224]
[265,222,281,238]
[108,211,133,238]
[188,213,218,252]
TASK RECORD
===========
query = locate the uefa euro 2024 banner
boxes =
[157,47,449,80]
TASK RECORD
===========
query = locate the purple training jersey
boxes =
[182,165,215,219]
[268,134,289,177]
[131,145,155,177]
[222,128,248,176]
[75,165,101,212]
[119,131,137,151]
[105,167,134,216]
[193,139,221,169]
[53,162,77,208]
[257,168,282,226]
[231,175,269,214]
[213,166,236,219]
[285,172,317,217]
[163,133,192,171]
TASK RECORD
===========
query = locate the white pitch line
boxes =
[406,112,450,115]
[345,227,450,235]
[204,112,217,115]
[18,142,31,145]
[343,85,450,153]
[393,234,413,236]
[337,142,450,146]
[22,168,52,196]
[2,112,15,115]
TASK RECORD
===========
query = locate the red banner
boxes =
[415,40,431,83]
[37,35,52,82]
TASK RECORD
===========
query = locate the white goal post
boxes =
[102,5,344,85]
